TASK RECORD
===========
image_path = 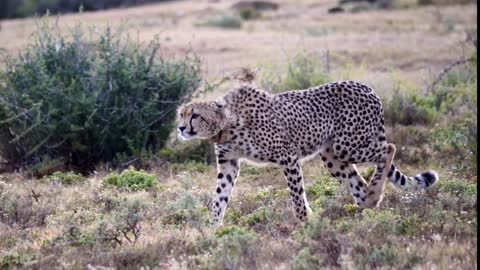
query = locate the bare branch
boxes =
[233,67,258,83]
[429,58,469,93]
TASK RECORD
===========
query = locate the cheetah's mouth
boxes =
[179,130,197,140]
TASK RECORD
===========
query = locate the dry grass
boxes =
[0,159,476,269]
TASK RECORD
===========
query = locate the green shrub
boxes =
[428,53,477,171]
[169,160,211,174]
[0,19,201,172]
[102,166,157,191]
[306,177,340,198]
[355,244,398,269]
[260,51,331,93]
[294,218,341,267]
[214,225,252,238]
[45,171,86,185]
[209,228,259,269]
[0,252,37,270]
[63,216,96,247]
[162,189,209,227]
[0,184,33,227]
[96,199,145,246]
[291,248,323,270]
[383,90,439,126]
[238,8,261,20]
[200,12,243,29]
[436,181,477,197]
[397,214,421,236]
[359,209,403,236]
[159,140,215,164]
[29,156,65,177]
[241,206,269,227]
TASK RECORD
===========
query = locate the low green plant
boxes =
[162,182,210,227]
[306,177,340,197]
[383,89,439,126]
[436,180,476,196]
[397,214,421,236]
[200,12,243,29]
[45,171,86,185]
[209,227,259,269]
[294,217,341,267]
[96,199,145,246]
[214,225,251,238]
[169,160,211,174]
[0,252,37,270]
[260,51,331,93]
[28,156,64,177]
[359,209,403,236]
[0,185,34,228]
[63,217,96,247]
[241,207,269,227]
[102,166,157,191]
[291,248,323,270]
[159,140,215,164]
[355,244,398,269]
[238,8,261,20]
[428,54,477,171]
[360,166,376,181]
[223,208,242,224]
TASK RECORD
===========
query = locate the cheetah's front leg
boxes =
[282,160,312,221]
[210,158,240,226]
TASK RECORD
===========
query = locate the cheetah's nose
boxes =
[178,126,186,132]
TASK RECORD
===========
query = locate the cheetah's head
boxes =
[177,101,225,141]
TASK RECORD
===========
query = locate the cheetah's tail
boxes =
[387,163,438,189]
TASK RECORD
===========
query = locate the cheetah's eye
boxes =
[191,113,200,119]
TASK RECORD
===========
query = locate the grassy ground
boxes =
[0,160,476,269]
[0,0,477,269]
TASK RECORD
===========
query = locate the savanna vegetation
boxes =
[0,0,477,269]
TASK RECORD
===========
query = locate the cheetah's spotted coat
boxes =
[177,81,438,225]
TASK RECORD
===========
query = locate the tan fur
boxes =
[178,101,229,140]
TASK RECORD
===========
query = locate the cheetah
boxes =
[177,81,439,225]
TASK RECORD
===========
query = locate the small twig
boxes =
[233,67,259,83]
[121,157,139,167]
[429,58,469,93]
[325,50,330,74]
[30,189,41,203]
[123,230,133,243]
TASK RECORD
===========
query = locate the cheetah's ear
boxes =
[211,100,226,123]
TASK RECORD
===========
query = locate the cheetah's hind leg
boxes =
[363,143,396,208]
[319,143,369,206]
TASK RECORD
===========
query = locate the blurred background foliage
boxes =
[0,0,173,20]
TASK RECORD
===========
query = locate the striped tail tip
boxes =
[414,170,439,188]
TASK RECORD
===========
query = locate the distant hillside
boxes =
[0,0,176,20]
